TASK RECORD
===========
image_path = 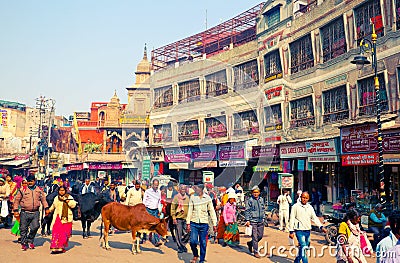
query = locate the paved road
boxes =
[0,219,377,263]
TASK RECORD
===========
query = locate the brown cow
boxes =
[100,202,168,254]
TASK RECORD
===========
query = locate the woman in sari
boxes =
[222,192,240,247]
[49,186,76,253]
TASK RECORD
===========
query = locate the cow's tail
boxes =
[99,219,103,241]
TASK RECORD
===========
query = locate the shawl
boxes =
[58,194,70,221]
[177,193,187,213]
[347,219,362,236]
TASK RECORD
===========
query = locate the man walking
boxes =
[80,178,95,195]
[103,181,120,203]
[171,184,190,253]
[288,192,326,263]
[277,189,292,232]
[311,187,322,216]
[125,180,143,206]
[245,186,265,258]
[186,183,217,263]
[13,175,49,251]
[143,179,162,247]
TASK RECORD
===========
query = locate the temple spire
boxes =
[143,43,147,60]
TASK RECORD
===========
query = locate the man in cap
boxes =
[245,185,265,258]
[186,182,217,263]
[13,175,49,251]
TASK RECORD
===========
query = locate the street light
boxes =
[350,23,386,203]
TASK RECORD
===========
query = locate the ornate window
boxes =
[205,116,227,138]
[358,74,388,117]
[264,50,282,80]
[233,60,259,90]
[290,96,315,128]
[233,110,259,136]
[397,0,400,30]
[290,35,314,74]
[264,104,282,131]
[355,0,384,41]
[178,79,200,103]
[153,124,172,143]
[321,17,347,62]
[154,86,173,109]
[178,120,200,141]
[323,85,349,123]
[266,6,280,28]
[205,70,228,97]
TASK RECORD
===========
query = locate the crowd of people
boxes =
[1,173,400,262]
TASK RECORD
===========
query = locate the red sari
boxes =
[50,215,72,253]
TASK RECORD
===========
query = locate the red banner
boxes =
[341,153,379,166]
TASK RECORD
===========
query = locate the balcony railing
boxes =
[359,101,389,117]
[153,135,172,143]
[290,116,315,128]
[178,134,200,142]
[323,110,349,123]
[206,130,227,138]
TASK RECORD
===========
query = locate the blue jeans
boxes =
[146,208,160,244]
[294,230,311,263]
[190,222,209,262]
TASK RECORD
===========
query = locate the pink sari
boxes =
[50,215,72,252]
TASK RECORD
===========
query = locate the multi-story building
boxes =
[148,0,400,203]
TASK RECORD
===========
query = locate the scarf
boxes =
[58,194,70,221]
[347,219,362,236]
[177,193,187,213]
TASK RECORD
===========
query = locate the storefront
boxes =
[279,142,308,192]
[88,162,124,183]
[216,142,247,187]
[305,138,340,202]
[164,147,191,183]
[382,127,400,208]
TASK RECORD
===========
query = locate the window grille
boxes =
[153,124,172,143]
[264,50,282,79]
[233,110,259,136]
[205,115,227,138]
[266,7,280,28]
[290,35,314,74]
[323,85,349,123]
[355,0,384,41]
[265,104,282,130]
[178,80,201,103]
[178,120,200,141]
[290,96,315,128]
[205,70,228,98]
[358,74,388,117]
[321,18,347,62]
[154,86,173,109]
[233,60,259,90]
[396,0,400,30]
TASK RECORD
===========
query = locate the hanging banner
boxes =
[280,143,307,158]
[251,146,278,158]
[305,139,337,156]
[382,131,400,153]
[191,145,217,161]
[164,147,191,163]
[89,163,122,170]
[341,123,378,154]
[219,160,247,167]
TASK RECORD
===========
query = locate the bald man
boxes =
[288,192,326,263]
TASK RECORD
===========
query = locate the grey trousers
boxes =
[20,210,40,245]
[250,222,264,253]
[175,218,188,250]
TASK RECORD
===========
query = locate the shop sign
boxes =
[202,171,214,185]
[280,143,307,158]
[383,154,400,165]
[193,161,218,168]
[98,171,106,179]
[341,123,378,153]
[219,160,247,167]
[265,124,283,131]
[147,147,164,162]
[305,139,337,156]
[252,146,278,158]
[308,156,339,162]
[341,153,379,166]
[279,173,294,188]
[142,157,151,180]
[164,147,191,163]
[66,164,83,171]
[14,154,30,160]
[265,136,281,143]
[382,131,400,153]
[122,163,137,169]
[253,165,281,172]
[169,163,189,169]
[89,163,122,170]
[0,109,9,127]
[264,73,283,83]
[265,86,283,100]
[191,145,217,161]
[218,142,245,160]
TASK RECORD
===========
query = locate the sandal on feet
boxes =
[190,256,199,263]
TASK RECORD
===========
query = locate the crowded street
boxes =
[0,218,377,263]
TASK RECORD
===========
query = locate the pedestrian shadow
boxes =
[106,240,165,254]
[266,255,294,262]
[311,238,328,245]
[33,236,50,247]
[67,240,82,249]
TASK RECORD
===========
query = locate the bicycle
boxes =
[264,201,279,227]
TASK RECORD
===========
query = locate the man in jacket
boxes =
[103,182,120,203]
[80,178,95,195]
[288,192,326,263]
[171,184,190,253]
[13,175,49,251]
[245,186,265,258]
[369,203,388,247]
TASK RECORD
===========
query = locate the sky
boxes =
[0,0,263,117]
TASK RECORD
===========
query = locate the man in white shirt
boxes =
[80,178,95,195]
[277,189,292,232]
[143,179,162,247]
[288,192,326,263]
[377,212,400,263]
